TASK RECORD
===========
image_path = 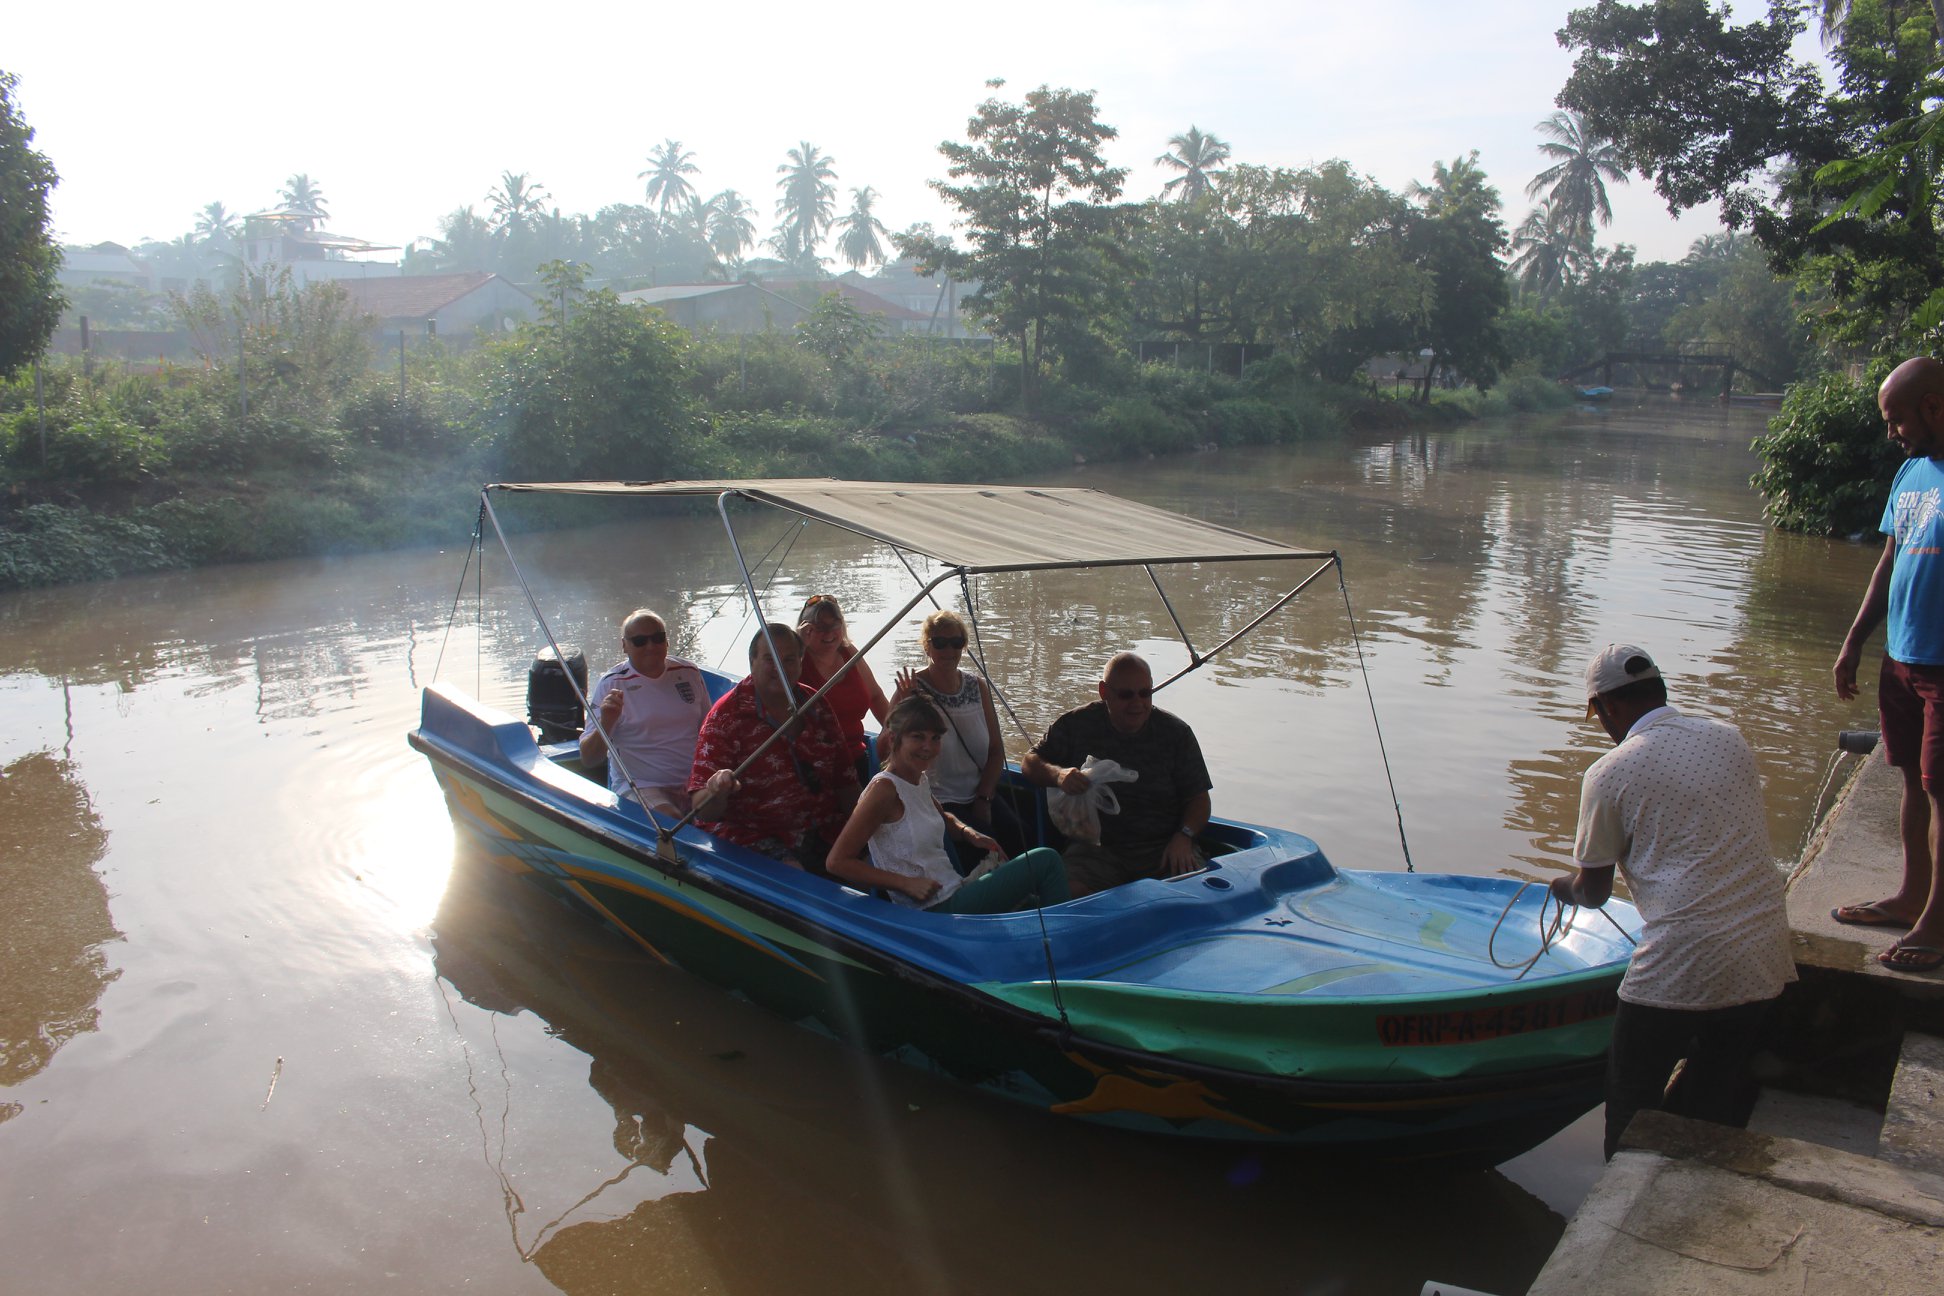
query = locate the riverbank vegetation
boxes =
[10,5,1941,584]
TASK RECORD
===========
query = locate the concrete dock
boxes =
[1523,754,1944,1295]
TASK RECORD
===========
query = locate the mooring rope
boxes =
[1488,880,1638,980]
[431,501,485,684]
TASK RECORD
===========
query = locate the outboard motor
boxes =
[527,646,588,743]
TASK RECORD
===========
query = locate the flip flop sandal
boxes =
[1833,902,1916,928]
[1877,943,1944,973]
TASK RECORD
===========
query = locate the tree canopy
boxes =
[0,69,62,379]
[905,82,1131,406]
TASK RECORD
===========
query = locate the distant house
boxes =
[58,242,155,292]
[337,272,536,346]
[839,267,987,339]
[767,277,932,335]
[240,210,402,288]
[617,282,810,335]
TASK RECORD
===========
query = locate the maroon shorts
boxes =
[1878,656,1944,790]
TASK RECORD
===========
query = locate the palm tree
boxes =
[1508,202,1591,300]
[1523,111,1627,244]
[487,171,551,238]
[1819,1,1944,47]
[194,201,240,250]
[833,187,890,270]
[638,139,700,214]
[1155,126,1231,202]
[773,141,837,265]
[279,174,329,230]
[702,189,756,265]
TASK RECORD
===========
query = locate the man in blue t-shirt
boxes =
[1834,356,1944,972]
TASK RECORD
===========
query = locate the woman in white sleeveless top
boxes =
[886,609,1025,868]
[828,697,1067,913]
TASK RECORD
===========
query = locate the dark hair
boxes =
[747,623,802,662]
[1602,675,1668,711]
[884,694,947,742]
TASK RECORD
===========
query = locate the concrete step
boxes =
[1528,1111,1944,1295]
[1880,1030,1944,1171]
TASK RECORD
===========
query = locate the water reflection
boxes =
[0,750,119,1122]
[430,849,1566,1296]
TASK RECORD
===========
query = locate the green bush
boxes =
[0,503,181,589]
[1752,369,1901,536]
[1077,396,1199,459]
[1206,397,1287,445]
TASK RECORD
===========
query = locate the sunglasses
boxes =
[801,594,839,614]
[1110,687,1153,701]
[929,635,967,651]
[625,631,668,647]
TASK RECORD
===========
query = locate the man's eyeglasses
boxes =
[626,631,668,647]
[1110,687,1153,701]
[929,635,967,651]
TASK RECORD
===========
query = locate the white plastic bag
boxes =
[1046,756,1139,845]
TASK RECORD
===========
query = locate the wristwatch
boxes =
[1176,824,1196,838]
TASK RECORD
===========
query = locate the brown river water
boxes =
[0,396,1884,1294]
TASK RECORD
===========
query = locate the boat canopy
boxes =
[487,478,1332,574]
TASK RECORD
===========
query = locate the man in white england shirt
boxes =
[580,608,710,816]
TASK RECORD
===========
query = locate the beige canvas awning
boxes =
[488,478,1331,573]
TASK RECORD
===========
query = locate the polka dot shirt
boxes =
[1575,707,1796,1009]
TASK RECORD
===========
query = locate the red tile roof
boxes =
[336,272,514,318]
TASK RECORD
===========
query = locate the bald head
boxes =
[1880,357,1944,460]
[1881,356,1944,405]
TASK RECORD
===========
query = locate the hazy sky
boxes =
[14,1,1784,268]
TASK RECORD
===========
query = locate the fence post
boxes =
[80,315,92,378]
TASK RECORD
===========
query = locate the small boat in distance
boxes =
[1577,386,1616,401]
[410,479,1637,1167]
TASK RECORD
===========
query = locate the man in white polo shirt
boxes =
[580,608,711,816]
[1551,644,1795,1159]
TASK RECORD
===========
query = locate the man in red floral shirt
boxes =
[688,624,861,872]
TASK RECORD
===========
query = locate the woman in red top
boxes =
[796,594,890,784]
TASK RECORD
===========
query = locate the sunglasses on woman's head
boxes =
[626,631,668,647]
[929,635,967,650]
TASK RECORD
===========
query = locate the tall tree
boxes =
[194,201,241,250]
[834,186,890,269]
[703,189,756,267]
[902,82,1130,407]
[1508,200,1592,300]
[279,173,328,230]
[1556,0,1941,352]
[1523,110,1628,242]
[0,69,62,377]
[1155,126,1231,202]
[638,139,699,214]
[1406,152,1510,402]
[772,141,837,266]
[487,171,550,238]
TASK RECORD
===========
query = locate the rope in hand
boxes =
[1487,880,1637,981]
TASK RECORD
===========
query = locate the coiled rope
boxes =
[1487,880,1638,981]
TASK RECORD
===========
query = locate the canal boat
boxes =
[410,479,1638,1165]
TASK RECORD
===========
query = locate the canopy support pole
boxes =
[1151,556,1341,691]
[1145,564,1202,670]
